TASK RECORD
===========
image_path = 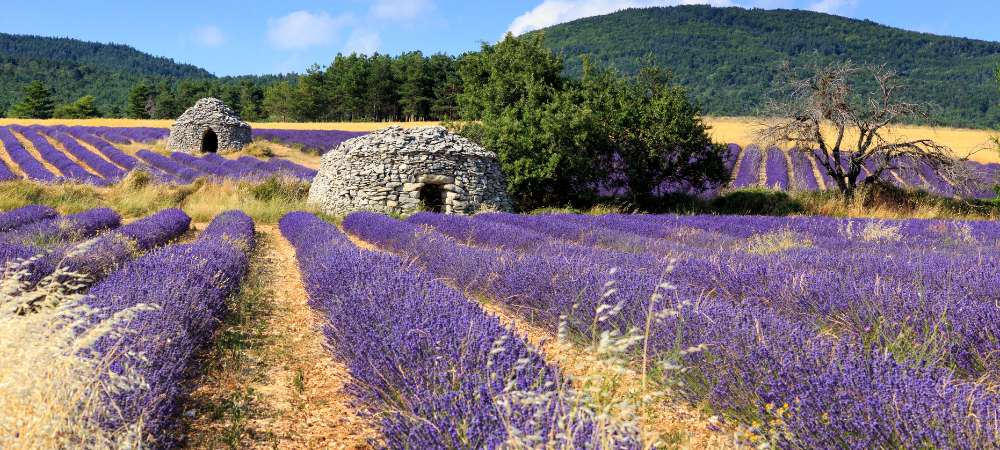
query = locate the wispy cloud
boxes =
[192,25,225,48]
[507,0,736,35]
[807,0,859,14]
[267,10,353,50]
[371,0,434,21]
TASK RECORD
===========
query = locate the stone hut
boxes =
[166,98,252,154]
[308,126,512,215]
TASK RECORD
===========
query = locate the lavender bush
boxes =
[0,205,57,232]
[84,210,254,446]
[764,146,789,190]
[732,145,763,188]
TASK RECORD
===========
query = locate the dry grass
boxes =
[706,117,1000,164]
[0,267,149,449]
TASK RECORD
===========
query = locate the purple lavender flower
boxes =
[84,210,254,445]
[0,205,58,232]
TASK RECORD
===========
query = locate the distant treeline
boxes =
[6,52,464,122]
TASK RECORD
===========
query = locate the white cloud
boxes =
[507,0,736,35]
[371,0,434,20]
[267,10,353,49]
[192,25,225,47]
[807,0,858,14]
[343,29,382,55]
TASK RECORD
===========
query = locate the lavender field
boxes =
[2,125,997,201]
[0,125,317,185]
[3,200,1000,448]
[342,211,1000,448]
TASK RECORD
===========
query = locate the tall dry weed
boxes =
[0,260,152,449]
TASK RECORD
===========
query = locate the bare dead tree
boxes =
[756,61,974,198]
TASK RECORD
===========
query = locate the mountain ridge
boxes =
[533,5,1000,129]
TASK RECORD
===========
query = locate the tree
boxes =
[53,95,100,118]
[592,62,728,205]
[457,33,608,209]
[8,81,55,118]
[757,62,964,198]
[397,51,433,120]
[126,83,154,119]
[238,80,265,121]
[262,81,296,121]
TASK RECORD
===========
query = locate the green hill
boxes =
[535,5,1000,129]
[0,33,218,115]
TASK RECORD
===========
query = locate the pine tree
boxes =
[127,83,153,119]
[8,81,55,119]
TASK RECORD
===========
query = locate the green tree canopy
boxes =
[53,95,100,118]
[457,34,726,210]
[126,83,154,119]
[8,80,55,118]
[457,34,609,209]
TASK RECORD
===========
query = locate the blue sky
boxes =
[1,1,997,76]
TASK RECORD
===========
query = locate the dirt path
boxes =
[183,226,376,449]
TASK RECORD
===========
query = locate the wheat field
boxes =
[2,116,997,163]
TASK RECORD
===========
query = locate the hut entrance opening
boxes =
[201,128,218,153]
[419,184,445,213]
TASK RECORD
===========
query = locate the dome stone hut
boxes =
[308,126,513,215]
[166,98,252,154]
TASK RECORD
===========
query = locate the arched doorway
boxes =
[418,184,445,212]
[201,128,218,153]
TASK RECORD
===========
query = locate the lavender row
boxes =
[14,126,107,185]
[58,208,191,280]
[8,208,191,289]
[351,212,1000,448]
[788,148,820,190]
[88,126,168,144]
[0,126,56,181]
[253,129,367,154]
[731,144,762,188]
[0,153,16,181]
[763,146,789,190]
[171,152,315,182]
[84,210,254,446]
[0,207,122,284]
[0,207,120,249]
[0,205,57,232]
[44,129,127,181]
[136,150,202,183]
[62,128,141,170]
[284,211,629,448]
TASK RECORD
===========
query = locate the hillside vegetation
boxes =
[537,5,1000,129]
[0,33,288,117]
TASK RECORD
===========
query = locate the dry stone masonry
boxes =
[166,98,252,154]
[308,126,512,215]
